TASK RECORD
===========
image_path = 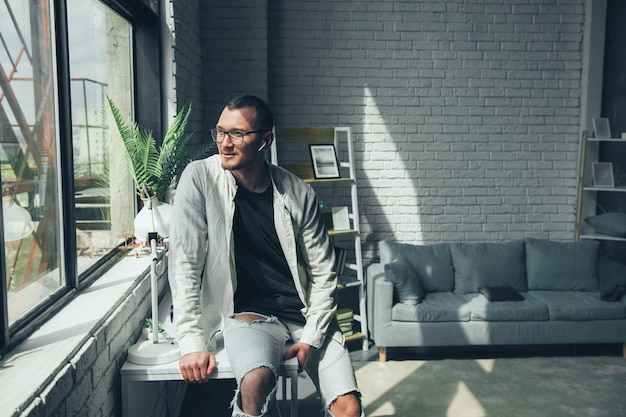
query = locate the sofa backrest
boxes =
[525,238,600,291]
[451,240,527,294]
[379,238,601,296]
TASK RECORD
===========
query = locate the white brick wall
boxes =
[266,0,586,262]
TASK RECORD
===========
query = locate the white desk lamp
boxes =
[127,186,180,365]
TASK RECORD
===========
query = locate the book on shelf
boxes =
[334,246,348,275]
[337,274,360,289]
[335,307,353,322]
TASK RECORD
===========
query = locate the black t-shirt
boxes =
[232,185,305,325]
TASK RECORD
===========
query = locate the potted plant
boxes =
[108,97,201,201]
[142,318,170,342]
[107,97,213,240]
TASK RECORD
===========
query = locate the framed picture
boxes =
[592,162,615,187]
[593,117,611,139]
[309,144,340,179]
[331,206,351,231]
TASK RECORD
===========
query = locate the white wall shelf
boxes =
[576,131,626,242]
[271,126,369,351]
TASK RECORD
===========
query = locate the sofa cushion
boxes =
[598,256,626,301]
[525,239,599,291]
[392,292,471,322]
[457,293,549,321]
[379,240,454,292]
[383,254,425,306]
[451,240,527,294]
[585,213,626,238]
[527,291,626,320]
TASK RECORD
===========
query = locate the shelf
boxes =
[272,126,369,351]
[280,163,354,184]
[583,186,626,192]
[587,138,626,142]
[344,332,364,342]
[305,178,354,184]
[576,129,626,242]
[579,233,626,242]
[327,228,358,237]
[337,275,362,289]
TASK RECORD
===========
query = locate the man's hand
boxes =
[283,342,314,372]
[179,351,216,383]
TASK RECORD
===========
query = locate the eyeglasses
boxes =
[210,127,268,145]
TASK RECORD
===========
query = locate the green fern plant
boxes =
[107,97,207,201]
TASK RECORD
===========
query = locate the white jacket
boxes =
[168,155,337,356]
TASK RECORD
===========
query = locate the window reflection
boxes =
[1,0,63,324]
[67,0,134,275]
[0,0,134,328]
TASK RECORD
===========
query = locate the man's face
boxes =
[215,106,265,172]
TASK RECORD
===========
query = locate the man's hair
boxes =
[226,95,274,130]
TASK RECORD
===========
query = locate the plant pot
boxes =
[134,196,173,242]
[142,327,173,342]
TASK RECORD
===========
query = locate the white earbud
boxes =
[258,142,267,151]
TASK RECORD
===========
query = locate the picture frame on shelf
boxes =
[309,144,340,179]
[592,117,612,139]
[592,162,615,187]
[331,206,351,231]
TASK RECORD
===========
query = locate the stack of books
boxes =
[335,307,354,337]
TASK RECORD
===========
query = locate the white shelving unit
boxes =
[576,131,626,242]
[270,127,369,351]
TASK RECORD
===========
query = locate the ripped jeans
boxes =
[224,312,361,417]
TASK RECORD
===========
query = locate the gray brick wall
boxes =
[170,0,204,148]
[200,0,270,135]
[17,272,184,417]
[266,0,586,262]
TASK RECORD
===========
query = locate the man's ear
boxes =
[258,130,274,152]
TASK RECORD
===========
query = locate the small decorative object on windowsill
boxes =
[142,318,174,343]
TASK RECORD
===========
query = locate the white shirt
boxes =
[168,155,337,355]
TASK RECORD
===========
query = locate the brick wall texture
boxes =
[193,0,588,262]
[264,0,586,261]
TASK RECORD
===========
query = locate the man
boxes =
[168,95,363,417]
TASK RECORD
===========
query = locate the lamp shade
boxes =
[133,196,173,242]
[2,197,34,242]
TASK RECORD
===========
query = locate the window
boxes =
[1,0,156,350]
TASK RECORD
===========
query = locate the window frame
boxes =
[0,0,162,353]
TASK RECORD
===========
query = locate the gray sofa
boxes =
[366,238,626,362]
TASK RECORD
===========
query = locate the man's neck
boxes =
[231,162,271,193]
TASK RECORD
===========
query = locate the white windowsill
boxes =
[0,250,155,414]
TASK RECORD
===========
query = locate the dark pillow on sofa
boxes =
[384,254,425,306]
[451,240,527,294]
[585,213,626,238]
[525,239,599,291]
[479,286,524,302]
[598,256,626,301]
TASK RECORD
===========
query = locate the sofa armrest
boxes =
[366,263,394,343]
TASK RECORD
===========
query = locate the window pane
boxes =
[1,0,64,324]
[67,0,134,275]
